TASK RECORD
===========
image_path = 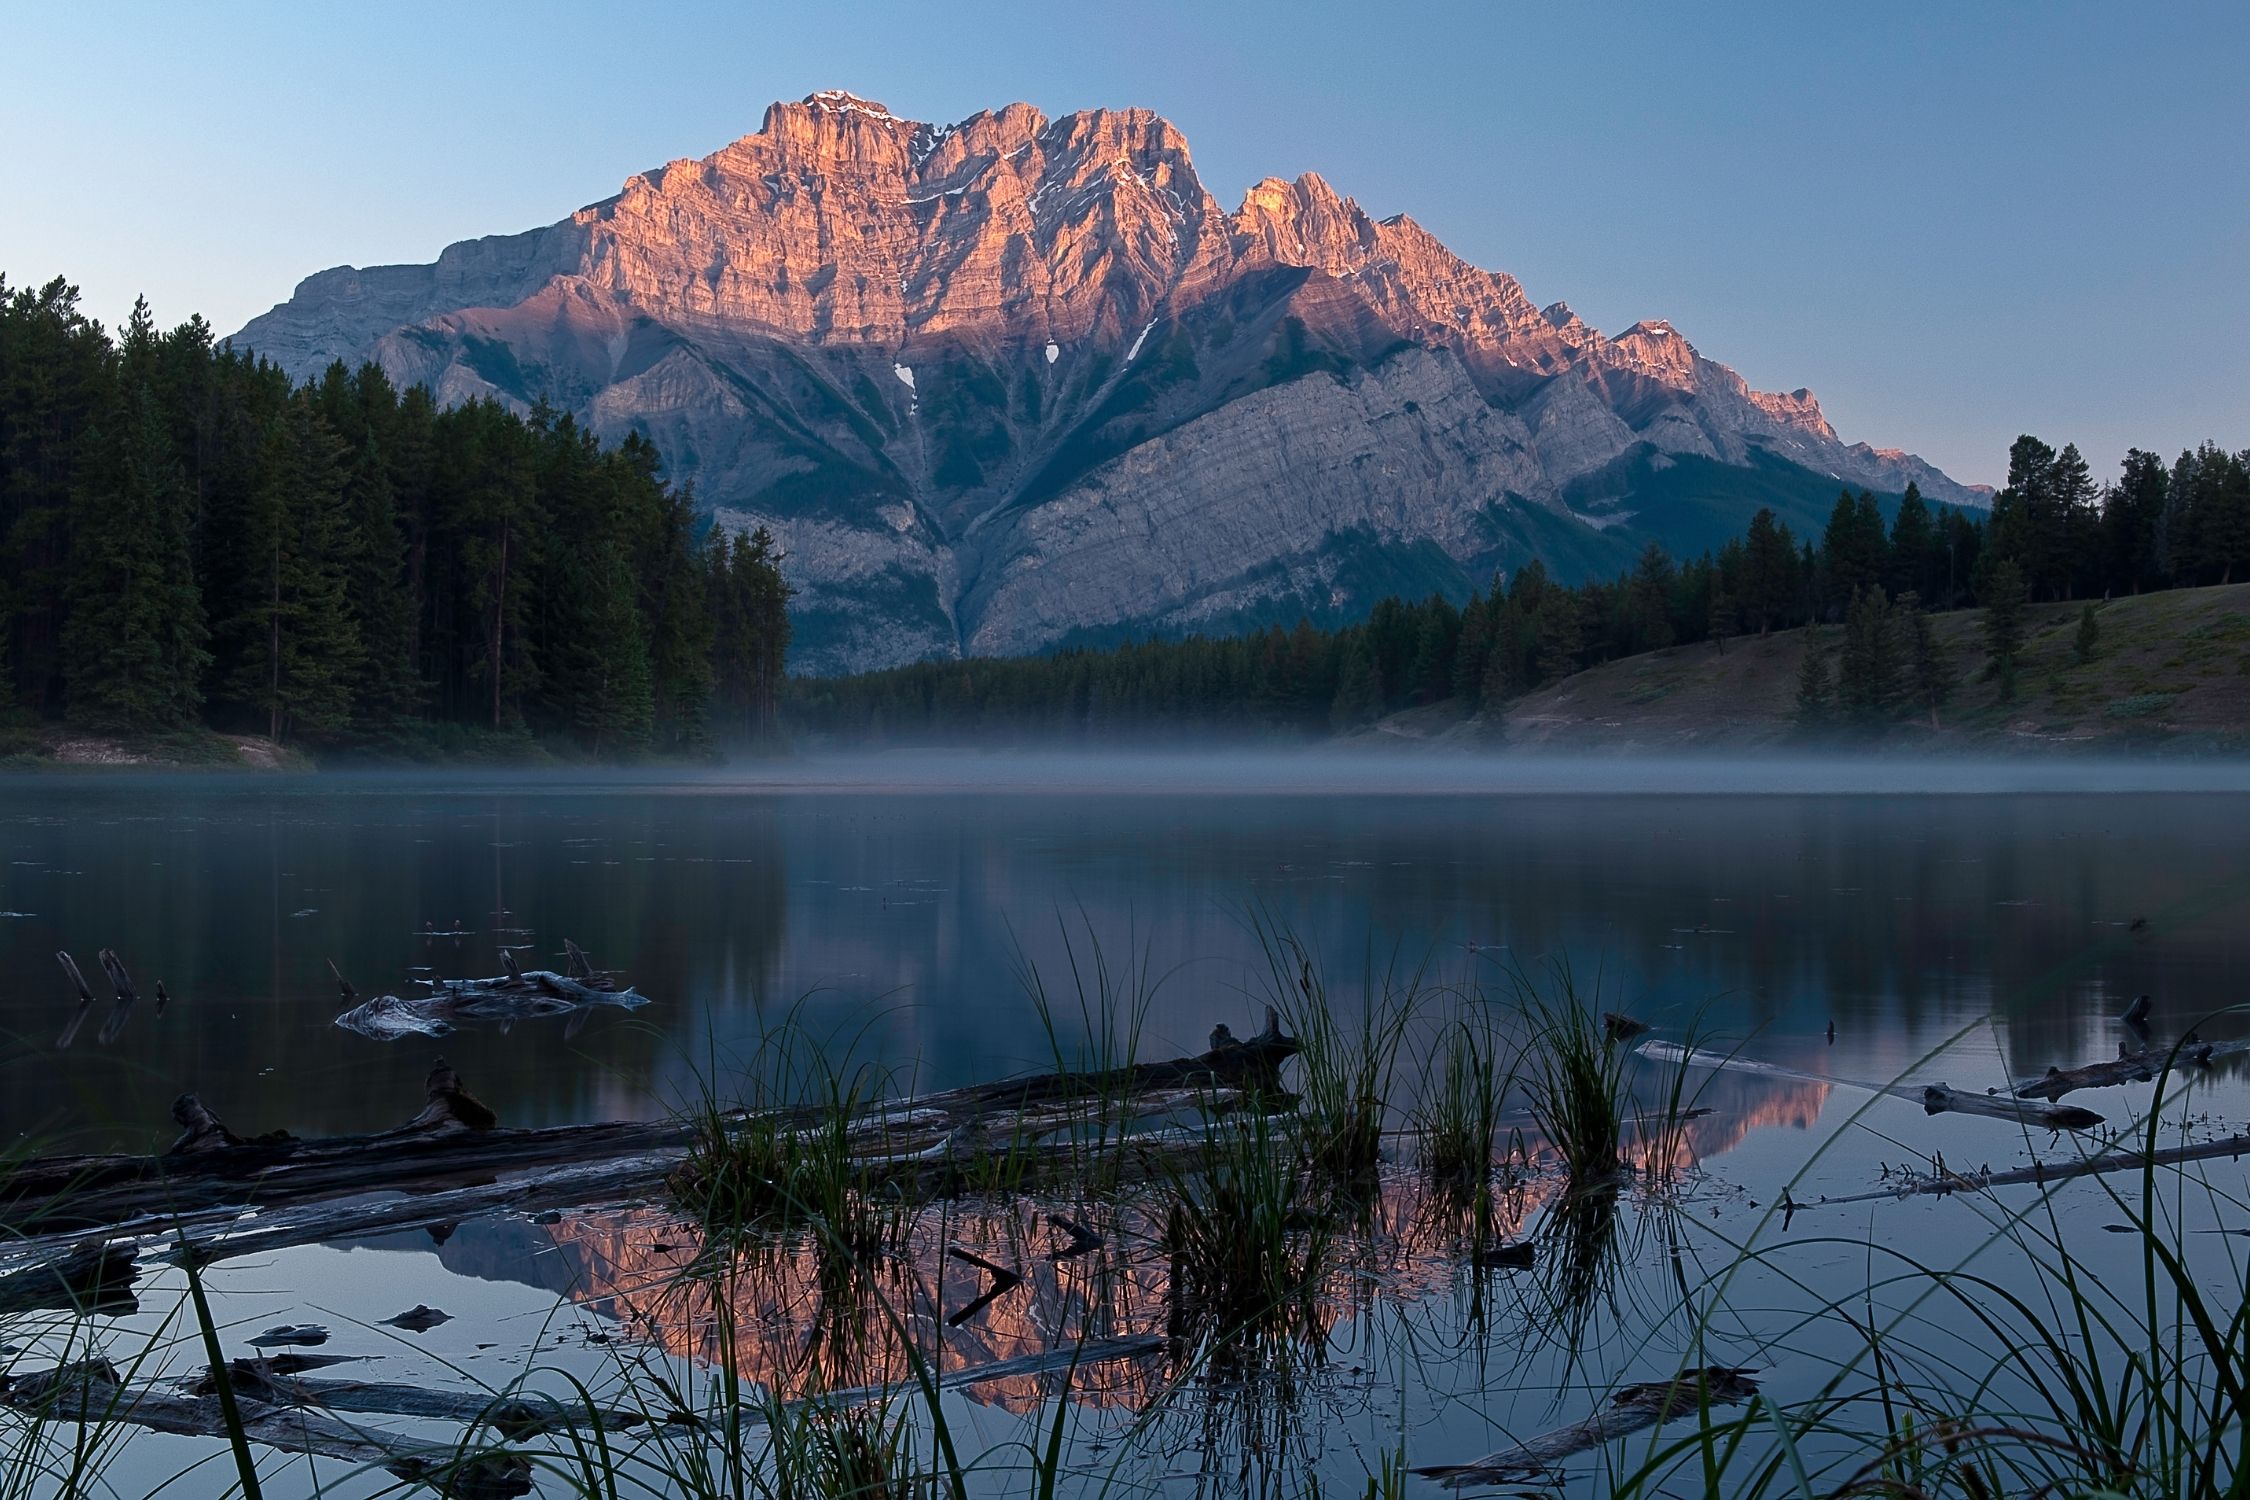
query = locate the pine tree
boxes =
[1898,592,1956,730]
[1707,581,1738,653]
[571,551,655,753]
[1624,542,1676,653]
[4,276,117,711]
[1982,557,2028,702]
[1534,587,1583,685]
[642,487,714,753]
[1887,483,1937,600]
[1835,587,1901,728]
[2050,442,2101,597]
[221,397,362,740]
[60,382,208,731]
[2106,448,2169,594]
[1742,509,1798,634]
[1819,491,1889,617]
[709,526,792,745]
[1794,638,1834,733]
[1329,634,1381,730]
[2073,603,2100,665]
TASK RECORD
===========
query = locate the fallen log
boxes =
[0,1359,532,1497]
[1411,1367,1760,1485]
[940,1007,1298,1112]
[194,1358,647,1437]
[1636,1041,2105,1132]
[1,1015,1297,1253]
[0,1238,138,1315]
[335,951,646,1040]
[1809,1130,2250,1208]
[2012,1036,2250,1100]
[3,1061,586,1234]
[2,1339,1169,1488]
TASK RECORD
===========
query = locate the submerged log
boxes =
[54,949,148,1049]
[1637,1041,2105,1132]
[333,946,646,1041]
[3,1338,1167,1487]
[943,1006,1298,1110]
[195,1358,646,1437]
[2012,1036,2250,1100]
[1,1013,1297,1255]
[1411,1367,1761,1485]
[0,1359,532,1497]
[1811,1129,2250,1208]
[0,1238,138,1316]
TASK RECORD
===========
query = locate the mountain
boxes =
[234,90,1988,673]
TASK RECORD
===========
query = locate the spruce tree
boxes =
[1329,635,1381,729]
[1888,483,1937,600]
[1742,509,1797,633]
[1836,587,1901,728]
[1898,593,1956,730]
[214,396,363,740]
[1982,558,2028,702]
[1794,638,1834,733]
[2050,443,2101,597]
[1707,582,1738,653]
[642,487,715,753]
[1534,587,1583,685]
[60,382,208,731]
[573,551,655,753]
[2073,603,2100,665]
[2108,448,2168,593]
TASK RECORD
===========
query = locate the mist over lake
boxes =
[8,755,2248,1151]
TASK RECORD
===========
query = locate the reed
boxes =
[1253,916,1423,1184]
[1513,962,1628,1187]
[1160,1103,1333,1362]
[1414,1014,1516,1206]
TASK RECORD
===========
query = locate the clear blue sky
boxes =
[7,0,2244,486]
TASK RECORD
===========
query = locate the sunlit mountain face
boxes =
[233,91,1984,672]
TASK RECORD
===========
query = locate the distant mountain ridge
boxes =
[235,90,1988,672]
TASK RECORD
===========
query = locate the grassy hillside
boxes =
[1381,583,2250,752]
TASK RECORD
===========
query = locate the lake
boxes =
[4,754,2248,1497]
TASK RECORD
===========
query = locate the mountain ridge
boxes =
[234,90,1989,672]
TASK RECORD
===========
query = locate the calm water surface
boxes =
[4,756,2248,1497]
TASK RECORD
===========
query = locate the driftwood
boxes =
[195,1357,647,1437]
[1637,1041,2105,1132]
[1,1015,1299,1262]
[3,1338,1168,1492]
[0,1238,138,1315]
[932,1006,1298,1112]
[54,949,153,1050]
[0,1359,533,1497]
[1411,1367,1761,1485]
[1811,1130,2250,1208]
[333,946,644,1041]
[2012,1036,2250,1101]
[1,1061,653,1238]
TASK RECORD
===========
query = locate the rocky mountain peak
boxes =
[1233,172,1378,270]
[231,89,1990,673]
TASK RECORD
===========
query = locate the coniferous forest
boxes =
[794,435,2250,742]
[0,276,790,758]
[9,274,2248,758]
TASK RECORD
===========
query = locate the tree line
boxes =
[0,276,790,754]
[794,435,2250,742]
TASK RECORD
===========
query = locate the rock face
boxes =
[234,90,1987,672]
